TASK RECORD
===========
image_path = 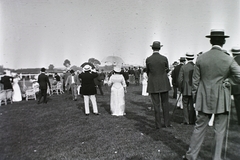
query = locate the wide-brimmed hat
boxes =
[231,47,240,56]
[186,53,194,60]
[206,29,229,38]
[179,57,186,62]
[83,64,92,71]
[113,66,121,73]
[150,41,163,49]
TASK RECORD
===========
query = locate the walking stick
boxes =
[170,92,182,121]
[224,96,233,159]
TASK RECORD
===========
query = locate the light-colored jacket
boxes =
[193,46,240,114]
[65,74,80,90]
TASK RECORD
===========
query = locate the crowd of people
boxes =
[1,29,240,160]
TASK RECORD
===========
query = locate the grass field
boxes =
[0,85,240,160]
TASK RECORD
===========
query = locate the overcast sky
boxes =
[1,0,240,69]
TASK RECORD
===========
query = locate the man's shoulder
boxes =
[147,53,167,61]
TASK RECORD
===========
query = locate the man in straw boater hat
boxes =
[146,41,172,129]
[178,53,196,125]
[231,47,240,125]
[183,30,240,160]
[78,63,99,115]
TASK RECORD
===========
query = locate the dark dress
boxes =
[79,71,98,95]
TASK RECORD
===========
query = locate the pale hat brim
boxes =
[113,67,121,73]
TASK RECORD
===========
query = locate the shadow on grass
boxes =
[125,155,145,160]
[125,110,188,159]
[100,102,111,114]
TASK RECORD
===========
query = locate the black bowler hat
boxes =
[179,57,186,62]
[206,29,229,38]
[70,69,75,73]
[41,68,46,72]
[150,41,163,49]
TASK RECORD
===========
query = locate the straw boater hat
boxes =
[231,47,240,56]
[83,64,92,71]
[150,41,163,49]
[113,66,121,73]
[185,53,194,60]
[206,29,229,38]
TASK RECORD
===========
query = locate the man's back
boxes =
[171,63,183,87]
[193,47,235,113]
[38,73,50,89]
[146,53,171,93]
[178,62,194,95]
[232,56,240,95]
[1,75,13,90]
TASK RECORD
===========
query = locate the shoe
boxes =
[182,155,188,160]
[85,114,89,116]
[74,99,77,101]
[93,113,99,115]
[181,122,189,125]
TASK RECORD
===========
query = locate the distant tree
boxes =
[88,58,101,66]
[48,64,54,70]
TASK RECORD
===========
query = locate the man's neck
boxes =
[212,45,222,50]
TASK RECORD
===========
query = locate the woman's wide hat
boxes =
[206,29,229,38]
[113,66,121,73]
[150,41,163,49]
[231,47,240,56]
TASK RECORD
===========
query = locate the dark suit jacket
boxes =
[171,64,183,87]
[232,55,240,95]
[178,62,194,96]
[79,71,98,95]
[38,73,51,90]
[0,75,13,90]
[146,52,171,93]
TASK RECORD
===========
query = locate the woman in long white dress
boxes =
[142,68,149,96]
[108,66,127,116]
[12,75,22,102]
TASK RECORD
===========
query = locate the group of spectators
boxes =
[2,29,240,160]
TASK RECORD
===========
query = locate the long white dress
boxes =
[12,77,22,102]
[108,74,126,116]
[142,72,149,96]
